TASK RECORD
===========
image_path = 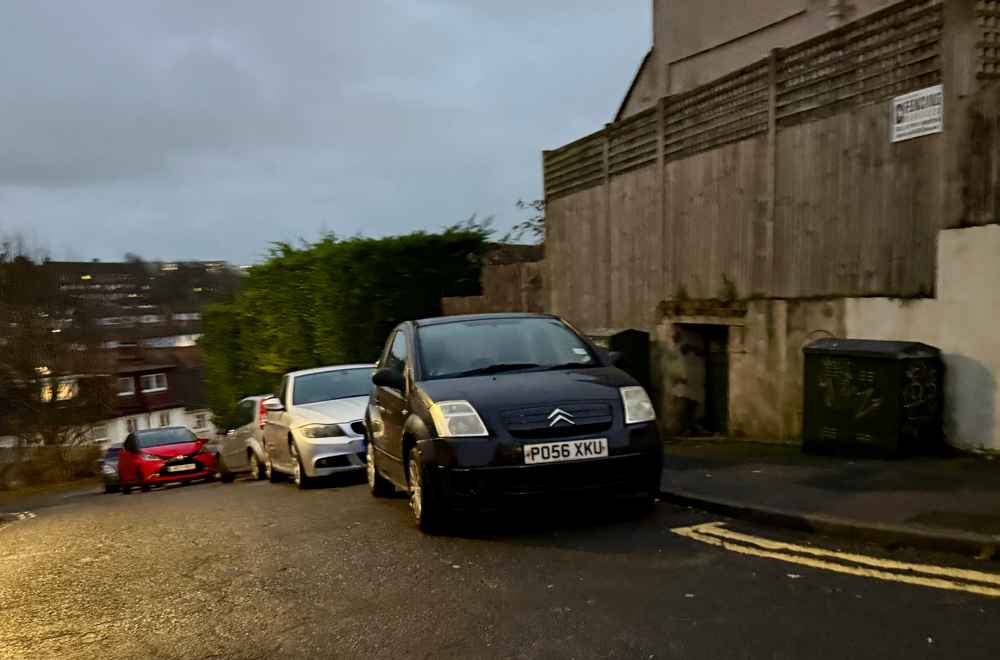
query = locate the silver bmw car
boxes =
[261,364,372,489]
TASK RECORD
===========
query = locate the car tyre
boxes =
[104,483,118,494]
[121,485,132,495]
[266,454,281,483]
[218,456,236,483]
[248,452,265,480]
[291,443,311,490]
[367,442,393,497]
[408,446,445,534]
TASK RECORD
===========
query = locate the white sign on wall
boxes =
[891,84,943,143]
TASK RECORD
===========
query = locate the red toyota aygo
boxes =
[118,427,219,494]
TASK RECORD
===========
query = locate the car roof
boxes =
[413,312,557,327]
[287,363,374,378]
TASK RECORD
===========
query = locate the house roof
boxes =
[615,48,653,122]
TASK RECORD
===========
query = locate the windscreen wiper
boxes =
[449,363,541,377]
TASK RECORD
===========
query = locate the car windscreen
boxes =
[292,368,372,405]
[136,428,197,448]
[417,317,597,380]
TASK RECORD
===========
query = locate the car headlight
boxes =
[299,424,346,439]
[102,464,117,474]
[429,400,488,438]
[141,453,164,461]
[620,386,656,424]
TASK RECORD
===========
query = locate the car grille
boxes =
[500,402,614,439]
[448,454,648,497]
[350,420,366,436]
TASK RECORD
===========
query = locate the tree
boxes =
[505,199,545,243]
[199,225,492,427]
[0,257,116,446]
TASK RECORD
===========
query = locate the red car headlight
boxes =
[141,453,164,461]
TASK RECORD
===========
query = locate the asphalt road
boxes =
[1,475,999,660]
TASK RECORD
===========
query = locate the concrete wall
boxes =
[622,0,896,116]
[845,225,1000,453]
[654,300,844,442]
[651,226,1000,453]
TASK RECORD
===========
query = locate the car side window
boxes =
[384,331,408,373]
[238,401,252,426]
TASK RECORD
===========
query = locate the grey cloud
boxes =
[0,1,648,262]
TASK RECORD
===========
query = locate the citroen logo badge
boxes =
[547,408,575,427]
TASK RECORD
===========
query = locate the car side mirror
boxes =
[262,398,285,412]
[608,350,626,367]
[372,367,405,391]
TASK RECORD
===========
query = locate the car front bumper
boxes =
[297,436,367,477]
[416,422,662,509]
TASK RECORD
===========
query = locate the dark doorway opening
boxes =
[676,324,729,436]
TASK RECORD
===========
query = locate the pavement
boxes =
[661,440,1000,557]
[2,473,1000,659]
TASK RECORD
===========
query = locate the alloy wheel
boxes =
[250,453,261,479]
[408,457,422,521]
[366,443,376,488]
[291,445,302,487]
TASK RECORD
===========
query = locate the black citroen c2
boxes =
[364,313,662,532]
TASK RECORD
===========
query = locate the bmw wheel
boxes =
[290,443,311,490]
[367,442,393,497]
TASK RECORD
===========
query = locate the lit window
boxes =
[126,418,139,433]
[158,411,171,427]
[141,373,167,393]
[118,377,135,396]
[39,377,78,402]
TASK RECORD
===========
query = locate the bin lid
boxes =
[803,338,939,359]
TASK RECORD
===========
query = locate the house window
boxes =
[194,413,208,430]
[90,424,108,442]
[141,373,167,393]
[126,417,139,433]
[40,378,78,402]
[118,377,135,397]
[158,411,171,427]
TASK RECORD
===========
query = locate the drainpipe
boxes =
[827,0,848,29]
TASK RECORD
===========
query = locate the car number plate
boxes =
[523,438,608,465]
[166,464,197,473]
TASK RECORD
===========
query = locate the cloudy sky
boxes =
[0,1,649,264]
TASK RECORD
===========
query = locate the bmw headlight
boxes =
[620,386,656,424]
[429,400,488,438]
[299,424,346,439]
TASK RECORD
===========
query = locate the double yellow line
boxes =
[671,521,1000,598]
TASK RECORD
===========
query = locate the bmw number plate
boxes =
[166,463,197,473]
[523,438,608,465]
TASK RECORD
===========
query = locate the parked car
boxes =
[215,395,271,480]
[261,365,372,489]
[96,442,123,493]
[118,427,220,494]
[365,313,662,532]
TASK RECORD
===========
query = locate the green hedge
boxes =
[201,228,489,429]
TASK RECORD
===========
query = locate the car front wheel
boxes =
[408,447,445,534]
[290,443,311,490]
[249,452,264,480]
[367,443,393,497]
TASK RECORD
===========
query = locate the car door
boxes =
[267,376,295,470]
[228,400,254,470]
[373,329,410,484]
